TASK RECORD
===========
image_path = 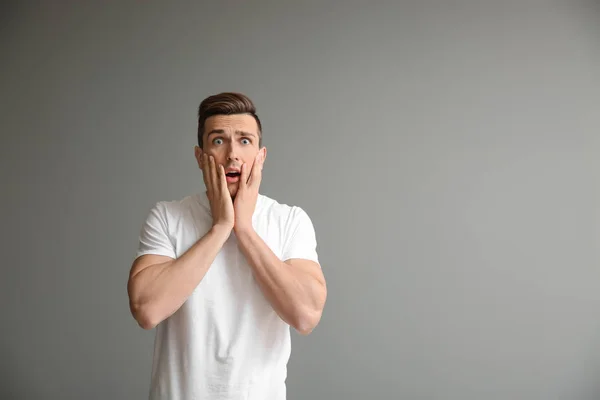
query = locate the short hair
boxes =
[197,92,262,148]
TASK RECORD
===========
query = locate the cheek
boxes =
[204,150,226,164]
[242,149,258,163]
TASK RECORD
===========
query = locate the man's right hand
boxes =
[201,153,235,231]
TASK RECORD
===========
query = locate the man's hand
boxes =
[201,153,235,231]
[234,151,264,233]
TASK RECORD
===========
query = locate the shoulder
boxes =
[160,194,199,212]
[257,194,315,232]
[258,195,320,262]
[258,194,309,219]
[145,194,203,225]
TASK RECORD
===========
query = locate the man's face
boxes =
[194,113,266,198]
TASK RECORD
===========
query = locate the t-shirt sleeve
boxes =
[135,202,177,260]
[281,207,320,265]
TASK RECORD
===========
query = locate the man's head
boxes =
[194,92,266,198]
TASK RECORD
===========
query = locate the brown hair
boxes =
[197,92,262,148]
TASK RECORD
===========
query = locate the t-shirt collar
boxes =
[195,191,264,216]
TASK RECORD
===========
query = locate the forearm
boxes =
[129,225,231,328]
[235,227,325,334]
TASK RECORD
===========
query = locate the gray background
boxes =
[1,1,599,399]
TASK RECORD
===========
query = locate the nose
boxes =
[226,143,240,162]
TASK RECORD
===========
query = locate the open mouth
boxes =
[225,171,241,183]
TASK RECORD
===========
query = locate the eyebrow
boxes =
[207,129,257,138]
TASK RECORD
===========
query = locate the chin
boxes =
[227,184,239,198]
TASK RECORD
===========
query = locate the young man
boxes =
[127,92,327,400]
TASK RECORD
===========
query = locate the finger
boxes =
[240,162,250,189]
[218,165,229,195]
[209,155,218,193]
[201,154,211,193]
[248,155,263,189]
[204,154,214,195]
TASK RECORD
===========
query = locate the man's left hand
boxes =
[233,151,264,233]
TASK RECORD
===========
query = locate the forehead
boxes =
[204,114,259,135]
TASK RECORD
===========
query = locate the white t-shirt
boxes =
[135,192,320,400]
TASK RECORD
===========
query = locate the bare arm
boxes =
[128,154,235,329]
[127,226,231,329]
[235,227,327,335]
[127,224,231,330]
[231,154,326,334]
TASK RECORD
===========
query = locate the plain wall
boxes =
[1,1,599,399]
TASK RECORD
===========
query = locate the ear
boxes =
[194,146,204,170]
[259,146,267,164]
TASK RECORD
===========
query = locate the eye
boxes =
[212,138,223,145]
[241,138,251,145]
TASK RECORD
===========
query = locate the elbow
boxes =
[129,300,161,330]
[292,308,323,336]
[136,313,159,330]
[292,287,327,335]
[296,326,315,336]
[127,278,162,330]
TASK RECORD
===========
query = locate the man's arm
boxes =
[127,224,231,329]
[128,154,235,330]
[235,227,327,335]
[232,152,326,334]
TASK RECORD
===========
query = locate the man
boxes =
[127,92,327,400]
